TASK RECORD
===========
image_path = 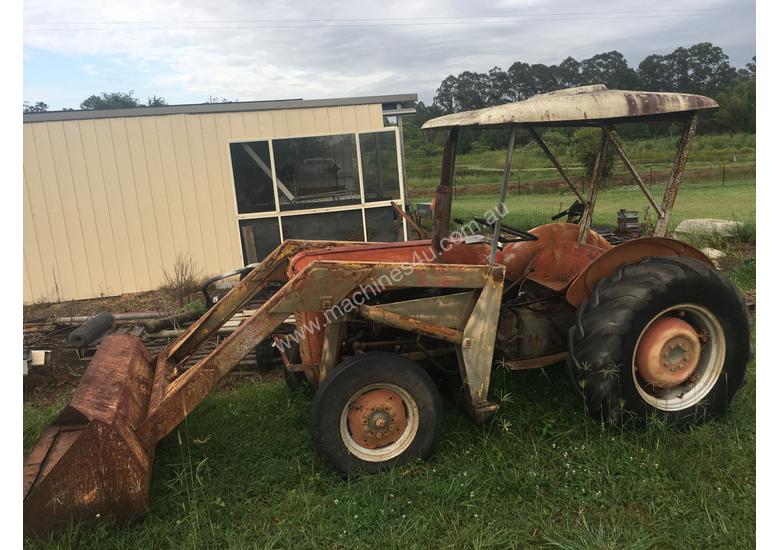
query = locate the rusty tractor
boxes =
[24,85,751,536]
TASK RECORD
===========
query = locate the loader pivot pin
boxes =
[347,388,408,449]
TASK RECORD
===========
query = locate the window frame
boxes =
[227,127,407,263]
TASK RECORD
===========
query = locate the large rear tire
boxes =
[309,353,442,476]
[568,256,750,426]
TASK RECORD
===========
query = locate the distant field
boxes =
[406,132,756,193]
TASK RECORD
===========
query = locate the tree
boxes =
[637,54,670,91]
[685,42,738,94]
[80,91,140,109]
[713,77,755,133]
[79,91,168,109]
[508,62,559,99]
[572,128,614,177]
[738,56,756,80]
[207,96,238,103]
[485,66,512,105]
[23,101,48,113]
[432,75,458,114]
[452,71,490,111]
[580,51,641,89]
[146,95,168,107]
[553,57,582,88]
[637,43,738,94]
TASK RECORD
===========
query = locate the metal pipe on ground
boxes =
[53,312,169,324]
[143,309,201,333]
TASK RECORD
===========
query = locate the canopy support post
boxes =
[578,126,610,243]
[605,127,663,217]
[490,127,517,263]
[431,127,459,258]
[654,113,698,236]
[528,127,586,204]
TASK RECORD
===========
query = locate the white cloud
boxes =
[23,0,756,105]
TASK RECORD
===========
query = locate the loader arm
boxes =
[24,236,504,536]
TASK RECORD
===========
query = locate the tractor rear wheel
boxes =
[309,353,442,475]
[568,256,750,426]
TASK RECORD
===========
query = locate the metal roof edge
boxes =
[23,93,419,123]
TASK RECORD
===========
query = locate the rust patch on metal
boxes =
[24,335,155,537]
[566,237,713,307]
[431,127,459,258]
[346,388,408,449]
[635,317,701,388]
[654,114,698,236]
[527,241,605,292]
[358,304,464,344]
[501,223,610,282]
[391,200,428,239]
[504,351,569,370]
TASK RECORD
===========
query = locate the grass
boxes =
[24,358,756,548]
[24,170,756,548]
[448,178,756,232]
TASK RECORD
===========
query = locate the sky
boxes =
[23,0,756,110]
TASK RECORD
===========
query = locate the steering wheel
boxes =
[473,217,539,243]
[552,201,585,223]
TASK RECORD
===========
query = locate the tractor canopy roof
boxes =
[421,84,718,129]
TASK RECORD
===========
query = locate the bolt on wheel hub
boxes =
[347,388,408,449]
[635,316,701,388]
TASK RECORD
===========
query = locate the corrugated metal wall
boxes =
[23,104,385,303]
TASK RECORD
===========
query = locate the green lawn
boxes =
[448,178,756,230]
[24,360,756,548]
[24,176,756,549]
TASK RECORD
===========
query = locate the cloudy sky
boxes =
[23,0,756,110]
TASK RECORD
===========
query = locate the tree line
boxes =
[428,43,753,114]
[401,42,754,156]
[22,91,244,114]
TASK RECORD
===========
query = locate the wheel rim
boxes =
[632,303,726,412]
[339,383,420,462]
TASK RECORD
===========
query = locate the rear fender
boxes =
[565,237,713,307]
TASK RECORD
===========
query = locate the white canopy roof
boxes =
[421,85,718,129]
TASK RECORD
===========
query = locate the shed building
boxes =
[23,93,417,303]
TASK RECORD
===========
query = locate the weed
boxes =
[162,254,203,306]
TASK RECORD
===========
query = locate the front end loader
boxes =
[24,85,752,536]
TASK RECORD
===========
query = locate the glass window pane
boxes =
[360,131,400,202]
[282,210,364,242]
[365,206,402,242]
[238,218,281,264]
[273,134,360,210]
[230,141,276,214]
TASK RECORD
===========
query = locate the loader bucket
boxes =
[22,240,368,537]
[23,334,155,537]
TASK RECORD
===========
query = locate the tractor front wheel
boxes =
[568,256,750,426]
[309,353,442,475]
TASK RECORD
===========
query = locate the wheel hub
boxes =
[635,316,701,388]
[347,388,408,449]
